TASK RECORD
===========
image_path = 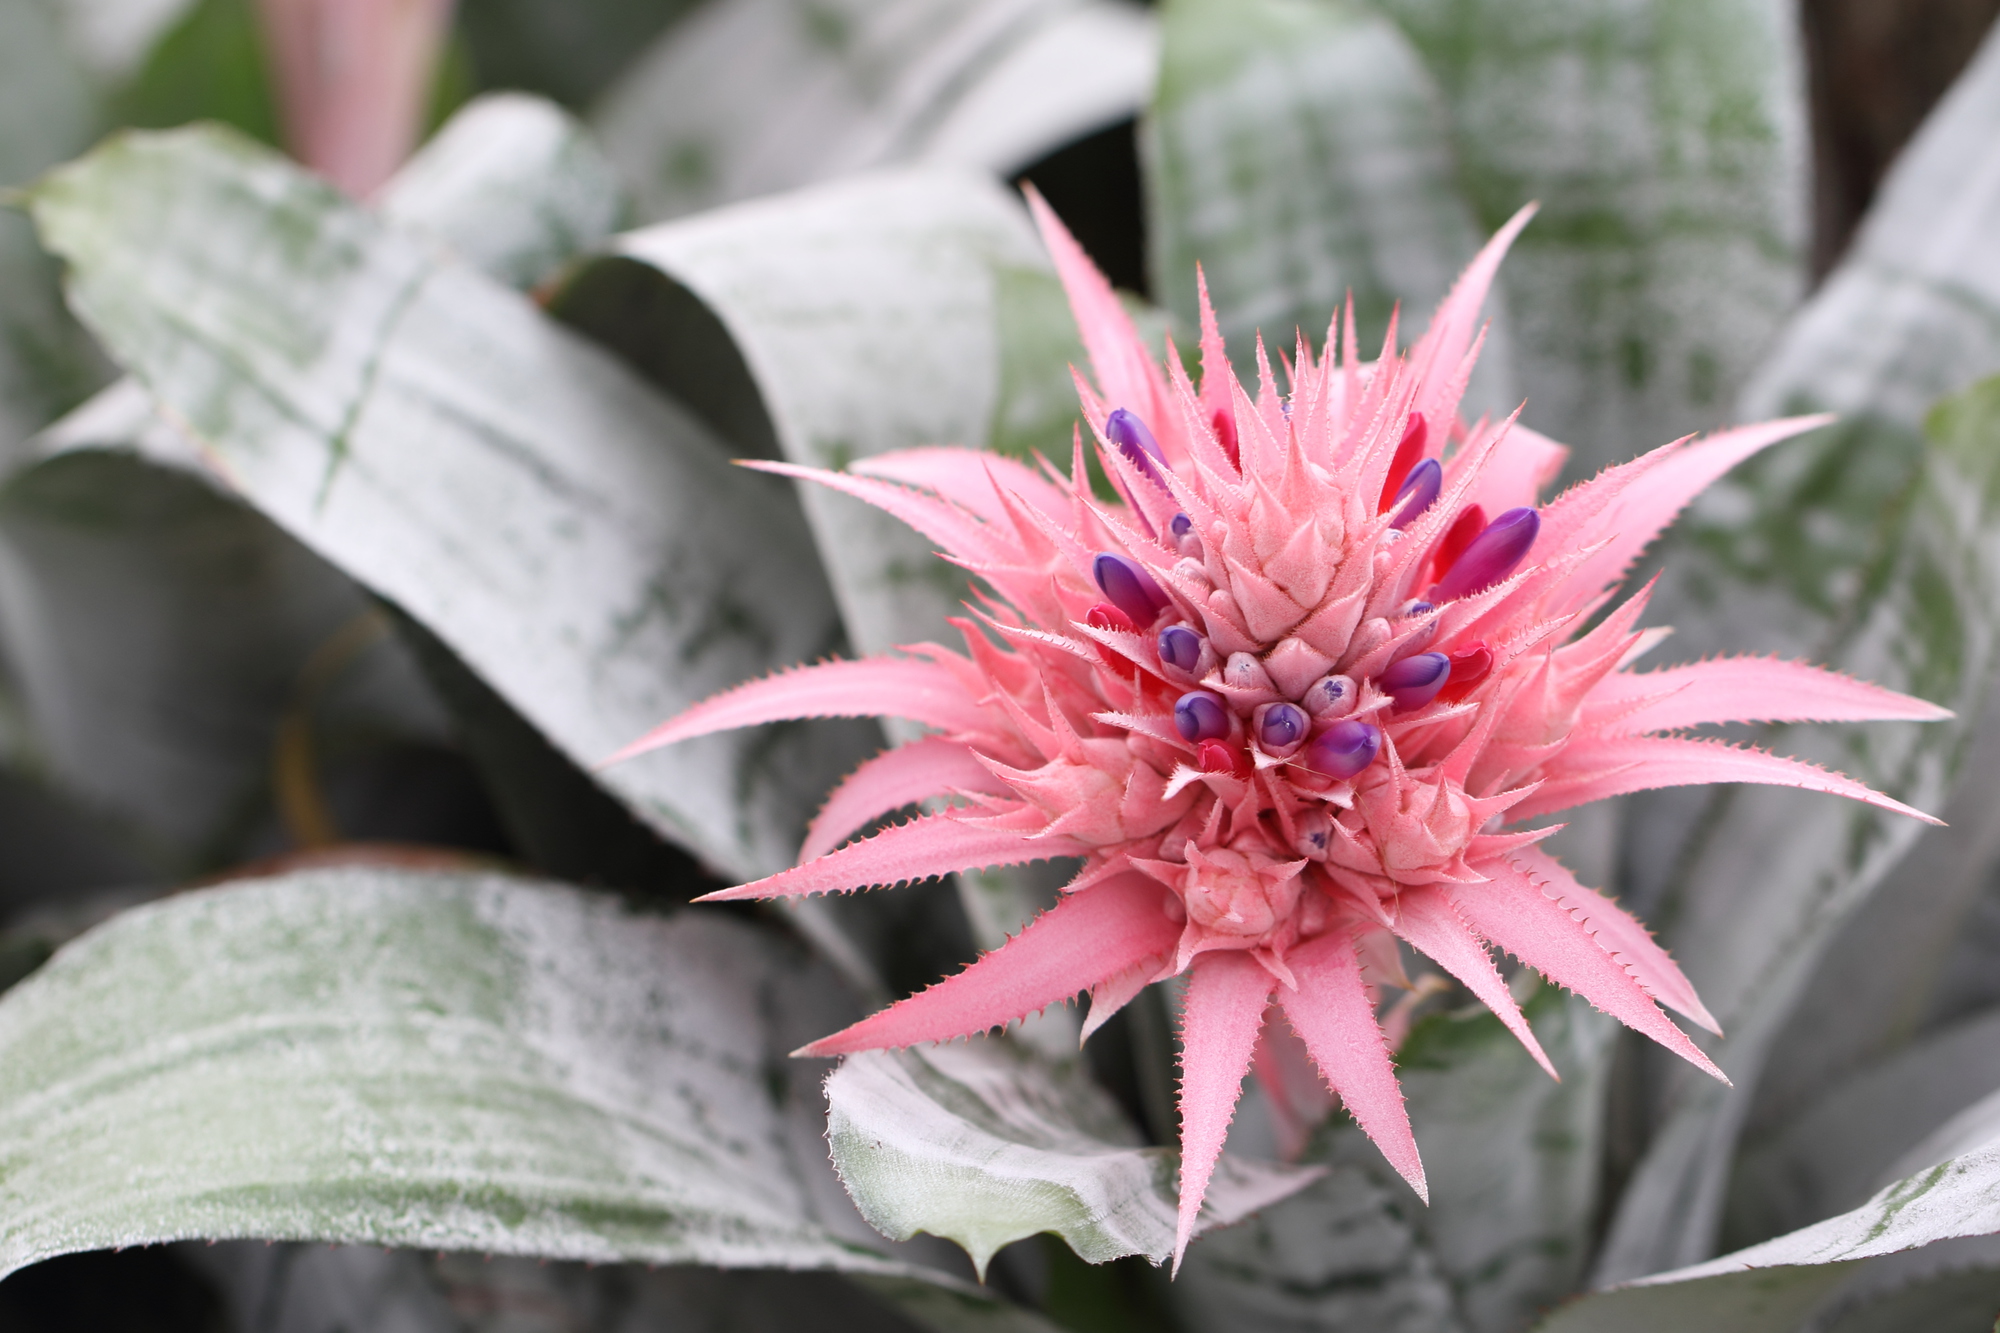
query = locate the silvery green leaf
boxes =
[826,1040,1322,1276]
[1596,28,2000,1278]
[1728,1009,2000,1251]
[911,3,1156,180]
[593,0,1155,224]
[1672,26,2000,1166]
[1174,985,1613,1333]
[1396,989,1617,1331]
[1738,20,2000,445]
[1373,0,1808,475]
[27,125,874,882]
[0,0,111,456]
[1667,21,2000,668]
[0,861,1018,1299]
[1539,1133,2000,1332]
[7,97,635,874]
[1735,698,2000,1197]
[1596,375,2000,1281]
[602,167,1055,654]
[376,92,629,293]
[1172,1156,1462,1333]
[36,90,623,483]
[1143,0,1513,416]
[576,170,1118,981]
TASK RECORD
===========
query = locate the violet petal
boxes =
[1093,552,1168,626]
[1306,720,1381,778]
[1174,690,1230,742]
[1379,651,1451,711]
[1431,507,1540,601]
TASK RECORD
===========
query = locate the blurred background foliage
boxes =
[0,1,1998,1331]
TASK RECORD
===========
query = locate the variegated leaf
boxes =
[1596,26,2000,1278]
[1376,0,1808,476]
[1143,0,1514,417]
[593,0,1156,224]
[27,125,875,882]
[1175,984,1614,1333]
[0,859,1037,1330]
[827,1039,1322,1275]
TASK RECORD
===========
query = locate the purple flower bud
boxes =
[1389,458,1442,529]
[1256,702,1309,754]
[1158,624,1204,673]
[1400,599,1435,618]
[1430,507,1540,601]
[1107,409,1168,488]
[1169,511,1203,559]
[1093,552,1167,626]
[1379,651,1451,711]
[1302,674,1356,718]
[1174,690,1230,742]
[1306,720,1381,778]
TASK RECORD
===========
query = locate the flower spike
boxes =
[614,201,1947,1259]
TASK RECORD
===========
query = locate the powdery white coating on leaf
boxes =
[825,1041,1322,1276]
[1594,235,2000,1288]
[1145,0,1517,417]
[1538,1135,2000,1332]
[1376,0,1811,479]
[0,864,995,1283]
[611,167,1055,660]
[26,125,869,882]
[376,93,627,292]
[594,0,1158,223]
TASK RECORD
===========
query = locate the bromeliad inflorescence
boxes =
[612,196,1947,1268]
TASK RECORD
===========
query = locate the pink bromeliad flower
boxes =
[613,198,1947,1267]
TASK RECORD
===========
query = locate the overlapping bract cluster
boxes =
[616,197,1948,1267]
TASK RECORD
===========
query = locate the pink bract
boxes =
[613,195,1949,1269]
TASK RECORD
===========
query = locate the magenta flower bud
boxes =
[1302,673,1356,718]
[1174,690,1230,742]
[1431,507,1540,601]
[1255,701,1309,754]
[1093,552,1167,626]
[1158,624,1204,673]
[1388,457,1442,529]
[1107,409,1168,488]
[1306,720,1381,778]
[1379,651,1451,711]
